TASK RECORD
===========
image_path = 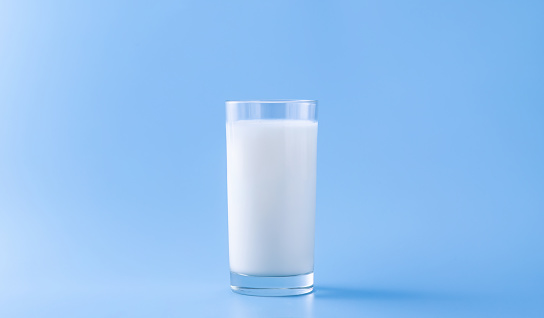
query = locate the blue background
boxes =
[1,0,543,317]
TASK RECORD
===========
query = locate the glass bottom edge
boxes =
[230,272,314,297]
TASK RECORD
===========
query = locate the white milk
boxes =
[226,120,318,276]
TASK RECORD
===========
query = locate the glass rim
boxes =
[226,99,316,104]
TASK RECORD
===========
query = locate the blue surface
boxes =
[1,0,543,317]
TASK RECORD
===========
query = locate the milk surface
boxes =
[226,120,318,276]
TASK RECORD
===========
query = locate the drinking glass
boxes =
[226,100,318,296]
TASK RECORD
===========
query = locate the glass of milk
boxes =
[226,100,318,296]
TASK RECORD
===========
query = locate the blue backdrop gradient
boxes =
[0,0,543,317]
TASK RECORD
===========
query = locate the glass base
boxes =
[230,272,313,296]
